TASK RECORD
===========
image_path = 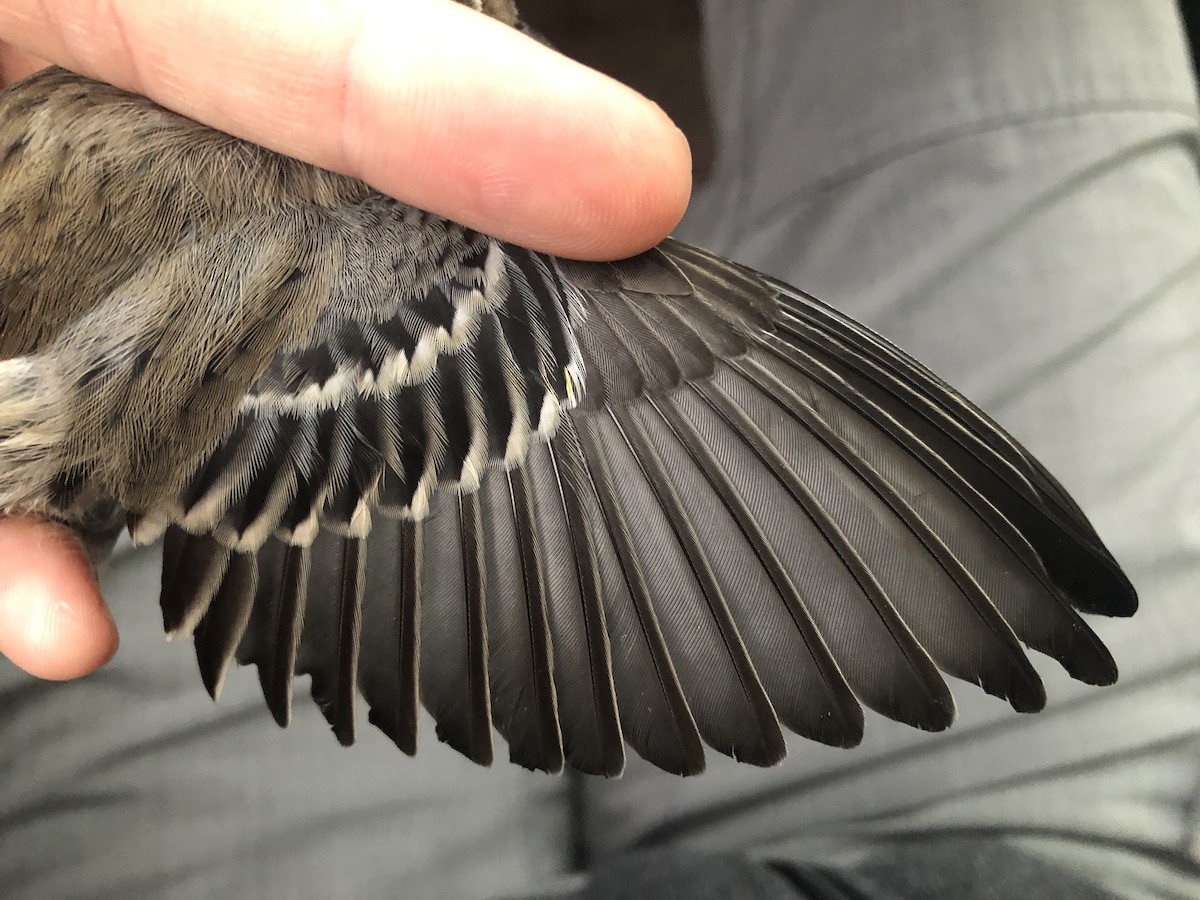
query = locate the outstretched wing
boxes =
[157,234,1136,777]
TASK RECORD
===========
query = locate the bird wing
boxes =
[151,225,1136,776]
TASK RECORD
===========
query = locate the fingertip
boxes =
[0,517,119,680]
[465,81,694,260]
[559,96,694,260]
[339,2,694,259]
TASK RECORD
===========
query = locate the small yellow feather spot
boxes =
[564,367,576,405]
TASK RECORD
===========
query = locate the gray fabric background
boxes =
[3,2,1199,898]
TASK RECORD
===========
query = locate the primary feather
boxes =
[0,67,1136,777]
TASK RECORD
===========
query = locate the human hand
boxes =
[0,0,692,681]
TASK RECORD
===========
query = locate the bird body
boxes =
[0,50,1136,775]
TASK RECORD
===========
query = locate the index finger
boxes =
[0,0,691,260]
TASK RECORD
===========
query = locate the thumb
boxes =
[0,516,119,679]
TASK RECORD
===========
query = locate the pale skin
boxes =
[0,0,692,681]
